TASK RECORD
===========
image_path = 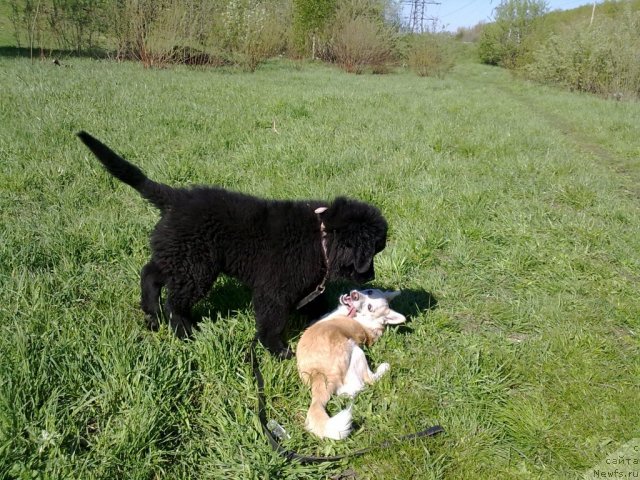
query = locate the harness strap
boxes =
[247,337,444,464]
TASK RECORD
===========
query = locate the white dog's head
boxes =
[339,289,405,339]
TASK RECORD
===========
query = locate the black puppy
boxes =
[78,132,388,357]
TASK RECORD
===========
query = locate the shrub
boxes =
[215,0,290,71]
[292,0,337,57]
[325,0,396,73]
[112,0,180,67]
[9,0,106,54]
[477,21,508,66]
[8,0,291,70]
[406,34,454,78]
[525,7,640,98]
[9,0,48,53]
[331,15,394,73]
[478,0,548,69]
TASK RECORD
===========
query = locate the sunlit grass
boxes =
[1,56,639,479]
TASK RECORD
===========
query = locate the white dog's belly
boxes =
[337,341,370,397]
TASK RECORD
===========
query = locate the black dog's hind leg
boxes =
[253,291,293,359]
[141,261,165,331]
[164,295,195,339]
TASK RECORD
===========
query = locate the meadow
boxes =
[1,55,639,479]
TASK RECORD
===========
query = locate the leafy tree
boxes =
[478,0,548,68]
[292,0,337,56]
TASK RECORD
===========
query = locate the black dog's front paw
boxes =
[277,346,295,360]
[260,331,294,359]
[145,314,160,332]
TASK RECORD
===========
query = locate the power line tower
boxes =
[405,0,441,33]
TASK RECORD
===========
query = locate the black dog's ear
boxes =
[320,197,350,229]
[355,243,374,273]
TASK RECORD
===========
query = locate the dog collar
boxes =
[296,207,330,309]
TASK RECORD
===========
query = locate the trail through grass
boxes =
[1,57,639,479]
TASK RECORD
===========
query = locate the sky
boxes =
[407,0,600,32]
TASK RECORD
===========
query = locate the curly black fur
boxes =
[77,131,388,356]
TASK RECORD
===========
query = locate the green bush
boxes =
[214,0,291,71]
[108,0,179,66]
[478,0,548,69]
[7,0,403,72]
[326,0,396,74]
[330,15,394,73]
[292,0,337,57]
[9,0,107,53]
[406,34,454,78]
[525,8,640,98]
[7,0,291,69]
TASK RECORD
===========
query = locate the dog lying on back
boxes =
[296,289,405,440]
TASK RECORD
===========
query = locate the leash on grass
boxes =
[247,336,445,464]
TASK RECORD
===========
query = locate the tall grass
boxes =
[1,57,639,478]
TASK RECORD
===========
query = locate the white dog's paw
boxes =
[375,362,390,378]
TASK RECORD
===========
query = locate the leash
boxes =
[296,207,331,310]
[247,337,445,464]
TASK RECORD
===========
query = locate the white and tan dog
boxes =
[296,289,405,440]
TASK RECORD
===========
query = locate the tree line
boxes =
[8,0,454,76]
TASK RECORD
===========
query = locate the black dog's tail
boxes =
[77,131,174,212]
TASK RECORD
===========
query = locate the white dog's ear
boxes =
[384,310,406,325]
[383,290,401,301]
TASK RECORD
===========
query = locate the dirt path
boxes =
[500,81,640,200]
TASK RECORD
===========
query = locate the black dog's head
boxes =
[321,197,388,284]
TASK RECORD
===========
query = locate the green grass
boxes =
[0,2,13,46]
[1,56,639,479]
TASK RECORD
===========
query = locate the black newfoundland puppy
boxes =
[77,132,388,357]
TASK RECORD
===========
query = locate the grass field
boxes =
[1,54,639,479]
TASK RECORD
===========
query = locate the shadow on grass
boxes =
[194,278,332,338]
[191,278,437,338]
[0,45,109,59]
[193,277,252,323]
[393,287,438,317]
[321,281,437,316]
[0,45,231,69]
